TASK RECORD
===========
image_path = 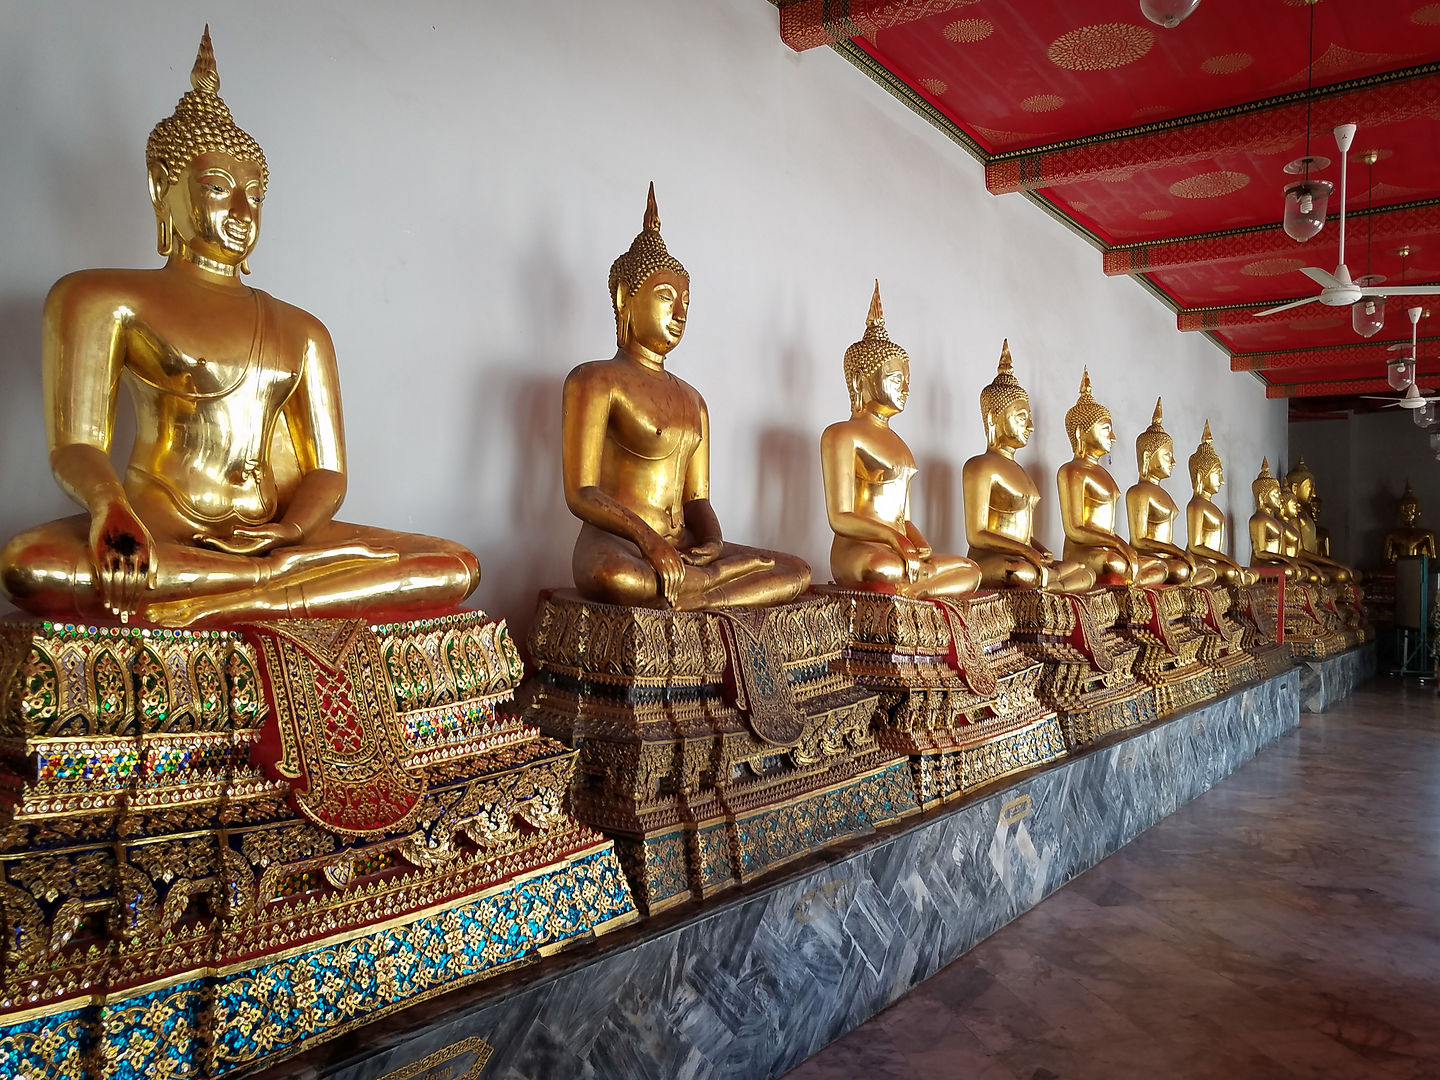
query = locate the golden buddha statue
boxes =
[1311,495,1333,558]
[1384,482,1438,561]
[1284,458,1352,583]
[0,30,477,627]
[1125,398,1213,586]
[561,184,809,608]
[961,342,1092,591]
[1248,459,1308,581]
[820,284,980,597]
[1184,421,1254,586]
[1056,370,1167,587]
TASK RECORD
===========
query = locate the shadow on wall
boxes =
[752,427,819,561]
[919,456,957,555]
[0,295,52,540]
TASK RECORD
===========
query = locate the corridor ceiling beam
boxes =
[780,0,976,51]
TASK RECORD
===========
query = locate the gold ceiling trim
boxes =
[988,63,1440,162]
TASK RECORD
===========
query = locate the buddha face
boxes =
[1200,463,1223,497]
[865,353,909,416]
[622,270,689,357]
[1401,499,1419,526]
[1146,443,1175,480]
[993,397,1033,452]
[153,151,264,267]
[1078,417,1115,459]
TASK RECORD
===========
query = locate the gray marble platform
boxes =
[262,671,1299,1080]
[1298,641,1378,713]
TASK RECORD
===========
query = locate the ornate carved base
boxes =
[1112,585,1221,716]
[1185,585,1261,692]
[818,587,1066,809]
[1226,581,1292,679]
[524,591,919,914]
[0,612,635,1079]
[1002,588,1158,750]
[1259,579,1350,659]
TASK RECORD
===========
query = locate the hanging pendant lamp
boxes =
[1352,152,1386,338]
[1282,1,1331,242]
[1140,0,1202,28]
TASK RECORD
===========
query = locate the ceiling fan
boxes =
[1363,307,1435,409]
[1253,124,1440,318]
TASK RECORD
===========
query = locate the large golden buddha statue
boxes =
[961,342,1092,591]
[1184,422,1254,585]
[1057,371,1166,587]
[561,184,809,608]
[1384,482,1438,561]
[1284,458,1353,583]
[1248,459,1308,580]
[1125,399,1213,586]
[0,30,477,626]
[821,284,980,597]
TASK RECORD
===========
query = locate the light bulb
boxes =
[1353,296,1386,338]
[1140,0,1202,28]
[1282,179,1332,242]
[1414,402,1435,428]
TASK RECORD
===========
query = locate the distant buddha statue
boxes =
[1056,370,1167,587]
[0,30,478,626]
[1248,459,1309,581]
[561,184,810,608]
[1125,398,1213,585]
[1384,482,1438,562]
[961,342,1092,591]
[820,283,980,597]
[1284,458,1352,583]
[1184,421,1254,586]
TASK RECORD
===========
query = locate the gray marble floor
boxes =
[784,676,1436,1080]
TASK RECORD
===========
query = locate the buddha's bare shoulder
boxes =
[249,288,332,341]
[44,266,165,309]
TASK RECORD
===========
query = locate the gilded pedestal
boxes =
[0,611,635,1080]
[524,591,919,914]
[819,587,1066,809]
[1111,585,1221,715]
[1184,584,1261,692]
[1003,588,1158,749]
[1260,579,1349,659]
[1226,581,1293,678]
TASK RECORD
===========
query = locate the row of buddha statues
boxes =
[0,31,1368,1080]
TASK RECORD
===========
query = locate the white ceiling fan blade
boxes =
[1300,266,1343,289]
[1253,297,1318,316]
[1365,285,1440,296]
[1360,395,1400,401]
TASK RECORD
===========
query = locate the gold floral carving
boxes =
[1241,257,1306,277]
[919,78,948,96]
[1048,23,1154,72]
[1201,53,1254,75]
[1021,95,1066,113]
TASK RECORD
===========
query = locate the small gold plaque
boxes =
[378,1036,493,1080]
[999,793,1032,826]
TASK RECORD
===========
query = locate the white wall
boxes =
[0,0,1287,633]
[1291,411,1439,568]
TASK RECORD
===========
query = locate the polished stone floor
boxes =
[784,679,1440,1080]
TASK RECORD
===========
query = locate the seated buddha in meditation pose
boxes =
[1284,459,1352,584]
[819,284,981,597]
[961,342,1092,591]
[1056,371,1167,588]
[1384,482,1438,562]
[0,30,478,626]
[1248,459,1310,581]
[1125,398,1213,586]
[561,185,809,609]
[1184,422,1254,586]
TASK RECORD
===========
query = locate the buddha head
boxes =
[1134,397,1175,480]
[1285,458,1316,508]
[980,340,1032,453]
[1064,368,1114,460]
[843,282,909,418]
[1399,482,1421,526]
[1278,478,1302,523]
[146,28,268,273]
[1188,420,1223,498]
[1252,458,1281,514]
[610,183,689,358]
